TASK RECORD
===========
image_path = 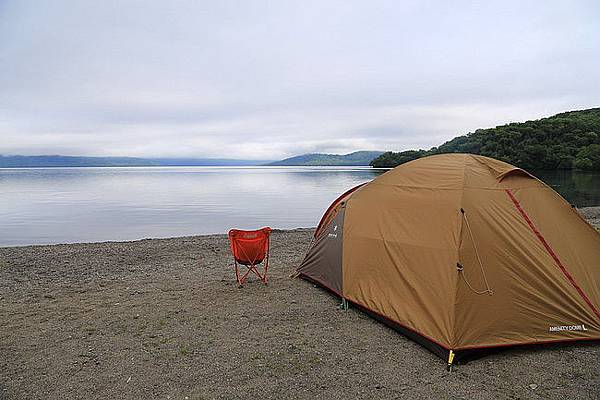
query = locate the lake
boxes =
[0,167,380,246]
[1,167,598,246]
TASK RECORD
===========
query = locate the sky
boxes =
[1,1,599,160]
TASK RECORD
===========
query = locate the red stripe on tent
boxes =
[505,189,600,322]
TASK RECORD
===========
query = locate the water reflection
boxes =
[531,170,600,208]
[0,167,382,246]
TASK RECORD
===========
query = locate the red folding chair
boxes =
[227,227,272,287]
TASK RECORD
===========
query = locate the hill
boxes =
[370,108,600,170]
[0,155,271,168]
[268,151,383,166]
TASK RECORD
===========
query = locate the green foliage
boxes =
[370,150,427,168]
[370,108,600,169]
[573,144,600,171]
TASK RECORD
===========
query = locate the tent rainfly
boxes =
[296,154,600,367]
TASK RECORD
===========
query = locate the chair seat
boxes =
[235,256,266,266]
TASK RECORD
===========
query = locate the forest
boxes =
[370,108,600,170]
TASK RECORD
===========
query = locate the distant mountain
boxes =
[268,151,383,166]
[371,107,600,170]
[0,155,272,168]
[145,158,273,166]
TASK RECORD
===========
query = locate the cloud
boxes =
[1,0,599,159]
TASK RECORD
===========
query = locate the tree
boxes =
[370,108,600,170]
[573,144,600,171]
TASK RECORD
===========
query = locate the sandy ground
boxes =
[578,207,600,229]
[0,208,599,400]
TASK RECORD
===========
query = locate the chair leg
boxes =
[235,261,253,287]
[243,264,269,285]
[240,267,252,285]
[257,265,269,285]
[234,262,243,287]
[248,266,260,283]
[235,260,269,286]
[263,252,269,285]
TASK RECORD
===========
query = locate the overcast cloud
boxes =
[1,1,599,159]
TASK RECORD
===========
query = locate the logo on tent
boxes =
[548,324,588,332]
[328,225,338,239]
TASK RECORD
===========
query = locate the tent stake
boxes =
[340,298,349,311]
[446,350,455,372]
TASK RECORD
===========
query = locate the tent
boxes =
[296,154,600,366]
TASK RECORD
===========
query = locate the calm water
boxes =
[531,170,600,208]
[0,167,381,246]
[0,167,598,247]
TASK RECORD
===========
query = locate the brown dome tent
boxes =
[296,154,600,367]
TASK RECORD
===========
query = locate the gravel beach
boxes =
[1,208,599,399]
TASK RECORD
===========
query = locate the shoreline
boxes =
[3,206,599,250]
[576,206,600,228]
[0,210,598,399]
[0,227,316,249]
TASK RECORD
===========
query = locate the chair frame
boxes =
[228,228,271,287]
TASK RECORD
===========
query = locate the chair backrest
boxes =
[228,227,272,266]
